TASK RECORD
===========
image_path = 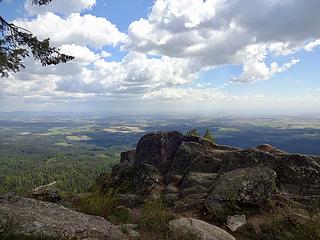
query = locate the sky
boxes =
[0,0,320,115]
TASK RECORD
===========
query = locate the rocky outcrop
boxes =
[0,193,127,240]
[169,217,236,240]
[94,131,320,222]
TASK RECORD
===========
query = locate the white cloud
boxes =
[3,0,320,112]
[59,44,101,63]
[304,39,320,52]
[25,0,96,15]
[125,0,320,82]
[2,51,199,103]
[232,44,300,82]
[14,12,126,48]
[55,52,199,95]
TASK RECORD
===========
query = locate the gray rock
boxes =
[278,154,320,185]
[134,131,184,174]
[206,167,277,215]
[189,155,222,173]
[169,217,236,240]
[226,215,247,232]
[0,195,127,240]
[26,181,61,203]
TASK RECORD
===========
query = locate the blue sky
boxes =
[0,0,319,114]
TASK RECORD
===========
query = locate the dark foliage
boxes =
[0,0,73,77]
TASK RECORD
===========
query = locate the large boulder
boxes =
[206,167,277,215]
[277,154,320,195]
[278,154,320,185]
[218,149,278,173]
[0,194,127,240]
[134,131,184,174]
[169,217,236,240]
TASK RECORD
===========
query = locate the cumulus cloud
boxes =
[125,0,320,82]
[2,50,199,103]
[25,0,96,15]
[55,52,199,95]
[3,0,320,112]
[14,12,126,48]
[232,44,300,82]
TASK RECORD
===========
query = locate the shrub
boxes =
[109,206,131,224]
[203,129,215,143]
[70,193,117,219]
[139,200,175,237]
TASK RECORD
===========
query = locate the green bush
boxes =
[70,192,131,224]
[203,129,215,143]
[139,200,175,236]
[70,193,117,219]
[109,206,131,224]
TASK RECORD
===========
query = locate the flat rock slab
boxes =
[0,194,127,240]
[169,217,236,240]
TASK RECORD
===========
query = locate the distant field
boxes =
[0,115,320,194]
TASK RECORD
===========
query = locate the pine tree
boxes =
[186,128,199,136]
[203,129,215,143]
[0,0,74,77]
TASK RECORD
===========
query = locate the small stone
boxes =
[226,215,247,232]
